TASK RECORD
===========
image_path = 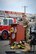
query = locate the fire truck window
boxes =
[0,22,1,25]
[9,19,13,25]
[0,19,1,25]
[3,19,7,25]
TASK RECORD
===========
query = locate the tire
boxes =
[1,30,9,40]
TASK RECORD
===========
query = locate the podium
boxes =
[10,24,26,44]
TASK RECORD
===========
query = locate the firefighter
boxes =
[9,24,14,45]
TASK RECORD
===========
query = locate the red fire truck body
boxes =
[0,17,17,39]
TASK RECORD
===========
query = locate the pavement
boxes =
[0,40,36,54]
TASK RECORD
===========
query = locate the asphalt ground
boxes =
[0,40,36,54]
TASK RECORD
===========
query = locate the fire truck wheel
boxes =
[1,30,9,40]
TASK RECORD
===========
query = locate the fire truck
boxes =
[0,11,18,40]
[0,17,17,40]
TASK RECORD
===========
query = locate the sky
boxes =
[0,0,36,14]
